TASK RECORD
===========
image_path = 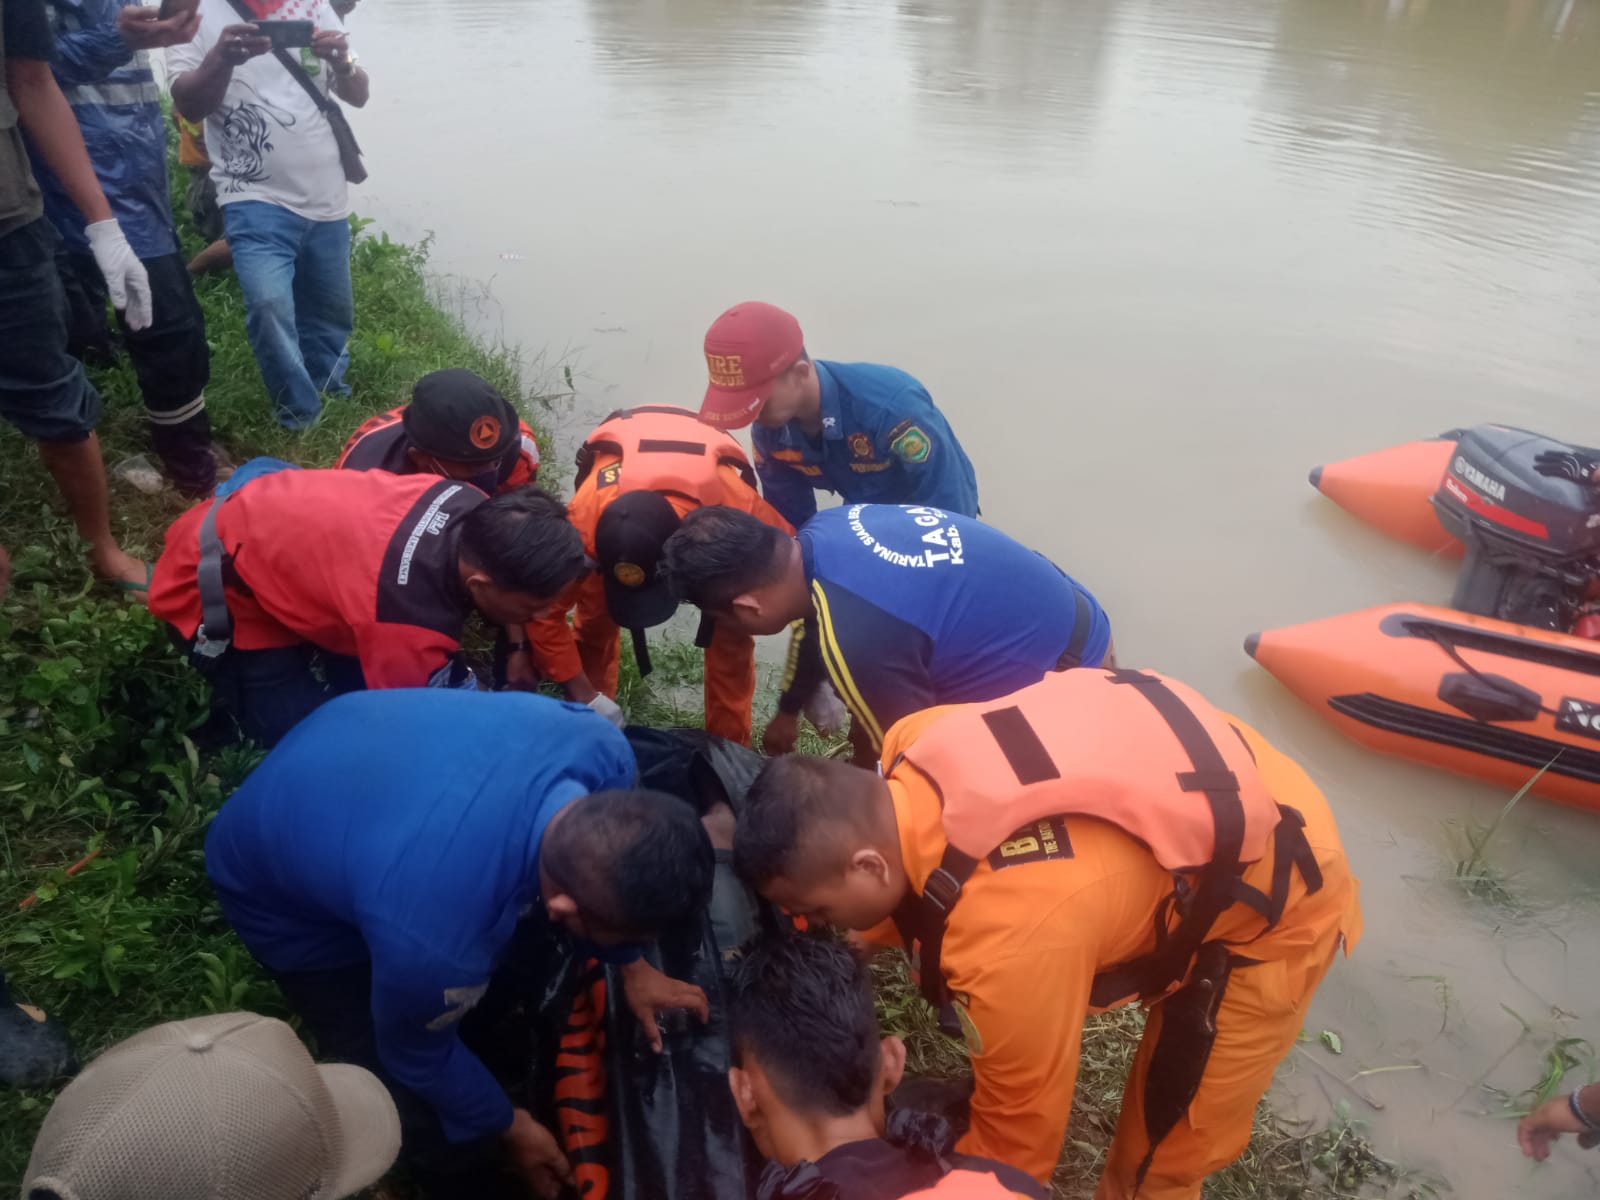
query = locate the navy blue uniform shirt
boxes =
[752,360,979,529]
[206,689,636,1143]
[783,504,1110,748]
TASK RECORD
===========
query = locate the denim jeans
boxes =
[223,200,352,428]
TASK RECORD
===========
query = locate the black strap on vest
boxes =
[193,497,234,659]
[694,611,717,651]
[893,670,1323,1019]
[1055,585,1095,669]
[629,626,653,677]
[1131,940,1235,1194]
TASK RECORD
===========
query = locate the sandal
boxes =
[107,561,154,593]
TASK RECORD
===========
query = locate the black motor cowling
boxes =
[1431,425,1600,630]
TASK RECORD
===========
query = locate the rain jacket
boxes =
[28,0,176,258]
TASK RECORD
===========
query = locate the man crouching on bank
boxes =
[734,667,1361,1198]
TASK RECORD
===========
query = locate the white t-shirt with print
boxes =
[166,0,351,221]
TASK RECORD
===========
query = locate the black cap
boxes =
[595,491,683,630]
[403,370,518,464]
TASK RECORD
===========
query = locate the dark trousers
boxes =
[190,641,365,747]
[0,218,100,444]
[57,248,215,495]
[272,960,530,1200]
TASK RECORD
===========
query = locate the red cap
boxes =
[699,302,805,430]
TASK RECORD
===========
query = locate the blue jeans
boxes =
[223,201,352,428]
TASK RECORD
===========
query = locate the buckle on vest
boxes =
[922,867,964,915]
[193,625,230,659]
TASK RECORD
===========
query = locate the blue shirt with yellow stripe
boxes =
[751,360,979,529]
[792,503,1111,749]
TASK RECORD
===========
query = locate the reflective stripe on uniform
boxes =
[147,393,208,426]
[62,78,162,108]
[812,578,885,747]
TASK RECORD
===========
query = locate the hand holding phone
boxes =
[214,22,274,65]
[254,18,315,49]
[120,0,199,48]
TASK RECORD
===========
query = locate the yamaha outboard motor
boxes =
[1431,425,1600,631]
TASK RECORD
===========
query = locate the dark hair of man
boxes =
[729,933,880,1117]
[458,487,588,597]
[733,755,888,889]
[661,506,790,610]
[542,789,715,937]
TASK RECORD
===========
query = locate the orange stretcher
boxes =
[1310,432,1464,556]
[1247,603,1600,813]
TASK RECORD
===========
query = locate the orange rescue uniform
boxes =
[527,408,793,745]
[879,705,1362,1198]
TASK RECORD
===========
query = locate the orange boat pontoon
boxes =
[1310,433,1463,557]
[1247,603,1600,812]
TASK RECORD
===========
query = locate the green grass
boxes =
[0,135,569,1186]
[1441,762,1552,912]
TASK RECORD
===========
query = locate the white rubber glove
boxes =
[85,220,153,331]
[803,681,848,737]
[587,693,626,728]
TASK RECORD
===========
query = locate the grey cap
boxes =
[22,1012,400,1200]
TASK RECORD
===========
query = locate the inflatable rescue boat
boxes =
[1253,425,1600,811]
[1310,431,1462,556]
[1247,603,1600,812]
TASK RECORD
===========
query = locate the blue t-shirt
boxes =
[752,361,979,528]
[205,689,635,1143]
[796,504,1110,748]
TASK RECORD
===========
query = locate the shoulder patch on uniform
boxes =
[889,425,931,464]
[987,816,1073,871]
[597,462,621,488]
[952,992,984,1055]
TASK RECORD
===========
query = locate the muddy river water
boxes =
[346,0,1600,1191]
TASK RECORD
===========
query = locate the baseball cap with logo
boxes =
[22,1012,401,1200]
[699,302,805,430]
[404,368,519,464]
[595,490,684,634]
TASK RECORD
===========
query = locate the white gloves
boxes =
[587,693,626,728]
[85,220,153,331]
[803,681,848,737]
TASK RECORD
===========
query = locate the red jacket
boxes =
[148,470,485,689]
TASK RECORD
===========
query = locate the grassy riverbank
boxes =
[0,182,1429,1196]
[0,190,564,1186]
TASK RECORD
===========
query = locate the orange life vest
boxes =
[573,406,756,505]
[890,668,1322,1009]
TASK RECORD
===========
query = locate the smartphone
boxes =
[254,18,315,48]
[156,0,197,19]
